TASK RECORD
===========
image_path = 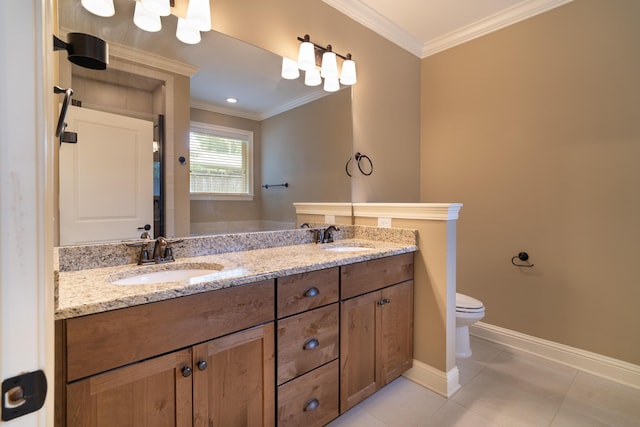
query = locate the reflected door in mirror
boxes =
[59,106,154,245]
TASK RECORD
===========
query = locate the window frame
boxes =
[189,121,254,201]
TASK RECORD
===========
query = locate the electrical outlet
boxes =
[378,217,392,227]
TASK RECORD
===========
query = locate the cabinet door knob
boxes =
[377,300,385,306]
[181,366,192,377]
[303,287,320,297]
[197,360,208,371]
[383,298,391,304]
[303,398,320,412]
[302,337,319,350]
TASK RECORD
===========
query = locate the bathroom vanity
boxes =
[54,231,416,427]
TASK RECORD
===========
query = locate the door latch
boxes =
[2,370,47,421]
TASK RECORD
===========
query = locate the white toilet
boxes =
[455,293,485,358]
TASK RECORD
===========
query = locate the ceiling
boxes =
[324,0,573,57]
[59,0,572,118]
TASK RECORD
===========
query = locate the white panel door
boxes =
[59,105,154,245]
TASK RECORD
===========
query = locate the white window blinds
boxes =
[189,123,253,198]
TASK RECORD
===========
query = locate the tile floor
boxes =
[327,336,640,427]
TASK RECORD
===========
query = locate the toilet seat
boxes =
[456,293,484,313]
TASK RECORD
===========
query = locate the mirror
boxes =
[57,0,352,244]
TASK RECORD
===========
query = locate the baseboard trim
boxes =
[470,322,640,390]
[403,359,461,397]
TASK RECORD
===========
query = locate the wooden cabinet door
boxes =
[66,349,193,427]
[379,281,414,384]
[193,323,275,427]
[339,291,380,412]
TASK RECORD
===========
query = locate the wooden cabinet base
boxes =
[278,360,339,427]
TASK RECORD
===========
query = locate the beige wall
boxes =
[211,0,421,204]
[421,0,640,364]
[261,89,352,224]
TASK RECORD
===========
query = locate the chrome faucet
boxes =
[322,225,340,243]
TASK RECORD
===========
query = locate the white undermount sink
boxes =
[110,263,224,285]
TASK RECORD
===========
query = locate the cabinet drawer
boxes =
[341,252,413,299]
[64,280,274,381]
[277,304,339,385]
[277,267,339,318]
[278,360,339,427]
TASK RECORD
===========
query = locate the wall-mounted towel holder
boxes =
[345,152,373,177]
[262,182,288,189]
[512,252,534,267]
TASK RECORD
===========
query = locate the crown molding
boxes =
[352,203,463,221]
[323,0,573,58]
[60,27,199,76]
[322,0,424,57]
[191,87,330,122]
[422,0,574,57]
[108,43,199,76]
[261,88,330,120]
[190,100,262,121]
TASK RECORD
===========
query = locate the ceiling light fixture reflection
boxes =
[176,17,201,44]
[80,0,115,17]
[186,0,212,31]
[133,2,162,32]
[82,0,212,45]
[141,0,171,17]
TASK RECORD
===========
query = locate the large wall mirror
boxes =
[56,0,353,245]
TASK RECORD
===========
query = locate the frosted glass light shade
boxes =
[186,0,211,32]
[305,69,321,87]
[81,0,115,17]
[281,57,300,80]
[340,59,357,85]
[176,18,201,44]
[323,76,340,92]
[134,2,161,32]
[320,51,338,78]
[141,0,171,17]
[297,42,316,71]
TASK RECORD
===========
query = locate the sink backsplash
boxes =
[55,225,417,272]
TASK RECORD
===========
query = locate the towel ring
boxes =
[355,152,373,176]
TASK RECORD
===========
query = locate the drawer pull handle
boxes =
[304,287,320,297]
[303,338,319,350]
[197,360,208,371]
[303,398,320,412]
[181,366,192,377]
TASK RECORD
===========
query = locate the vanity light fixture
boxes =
[281,34,357,92]
[133,2,162,32]
[81,0,212,45]
[81,0,115,17]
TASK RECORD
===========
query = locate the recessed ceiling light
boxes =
[226,97,238,104]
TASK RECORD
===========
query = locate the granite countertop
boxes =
[56,239,417,320]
